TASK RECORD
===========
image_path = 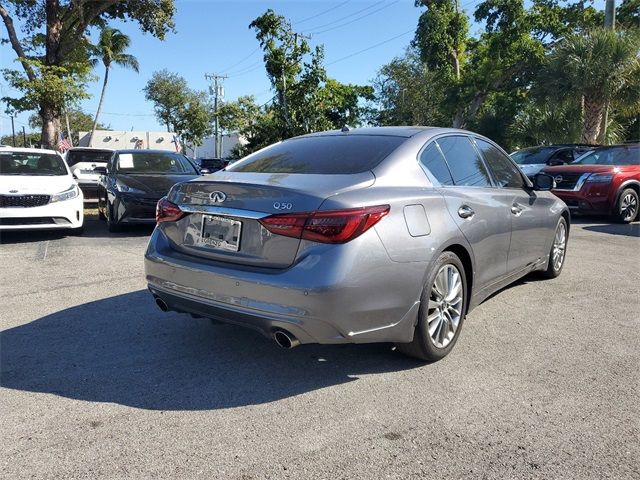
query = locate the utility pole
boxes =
[605,0,616,29]
[205,73,227,158]
[22,126,26,147]
[10,115,16,146]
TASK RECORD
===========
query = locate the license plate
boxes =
[200,215,242,252]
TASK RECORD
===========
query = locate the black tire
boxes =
[106,204,122,233]
[613,188,639,224]
[540,217,568,279]
[396,251,467,362]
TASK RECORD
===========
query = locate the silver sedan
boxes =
[145,127,569,361]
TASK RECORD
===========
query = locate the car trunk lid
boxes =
[161,171,375,268]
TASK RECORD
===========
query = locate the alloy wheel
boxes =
[428,264,464,349]
[552,222,567,272]
[620,192,638,222]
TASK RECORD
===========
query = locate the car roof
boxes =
[0,146,60,155]
[115,149,181,154]
[294,126,451,139]
[67,147,114,152]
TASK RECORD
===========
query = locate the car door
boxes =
[421,135,511,291]
[473,138,553,274]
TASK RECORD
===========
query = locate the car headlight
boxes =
[585,173,613,184]
[51,184,80,202]
[115,181,145,194]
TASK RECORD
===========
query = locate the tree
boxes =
[0,0,175,148]
[89,27,139,147]
[1,131,41,148]
[29,109,109,146]
[248,10,373,141]
[143,70,212,149]
[543,28,640,144]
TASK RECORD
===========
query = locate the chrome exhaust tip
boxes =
[155,297,169,312]
[273,330,300,349]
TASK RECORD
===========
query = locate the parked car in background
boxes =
[197,158,229,173]
[544,143,640,223]
[97,149,201,232]
[0,147,84,233]
[145,127,569,362]
[511,144,594,179]
[65,147,113,202]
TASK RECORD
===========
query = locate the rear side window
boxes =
[419,142,454,185]
[436,136,492,187]
[227,135,406,174]
[66,150,112,166]
[474,139,524,189]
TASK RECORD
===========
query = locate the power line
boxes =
[293,0,352,25]
[219,47,261,74]
[313,0,400,35]
[306,0,388,31]
[326,29,413,66]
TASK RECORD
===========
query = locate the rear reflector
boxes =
[156,197,185,223]
[259,205,390,244]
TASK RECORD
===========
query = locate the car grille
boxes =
[0,194,51,208]
[553,173,584,190]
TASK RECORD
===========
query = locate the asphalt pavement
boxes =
[1,214,638,479]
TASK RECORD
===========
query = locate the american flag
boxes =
[57,132,71,153]
[171,135,181,153]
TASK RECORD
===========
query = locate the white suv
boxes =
[0,147,84,233]
[65,147,113,202]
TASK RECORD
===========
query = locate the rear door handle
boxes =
[458,205,475,219]
[511,204,523,216]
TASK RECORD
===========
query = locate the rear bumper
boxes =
[144,227,426,345]
[0,195,84,230]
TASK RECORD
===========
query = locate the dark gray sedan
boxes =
[145,127,569,361]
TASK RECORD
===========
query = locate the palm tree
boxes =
[544,28,640,144]
[89,28,140,146]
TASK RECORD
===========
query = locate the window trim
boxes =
[416,133,497,189]
[469,135,532,190]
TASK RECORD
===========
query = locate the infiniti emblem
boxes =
[9,189,18,193]
[554,175,563,184]
[209,191,227,203]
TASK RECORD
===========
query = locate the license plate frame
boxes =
[200,215,242,252]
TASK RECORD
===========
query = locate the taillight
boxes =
[259,205,390,244]
[156,197,184,223]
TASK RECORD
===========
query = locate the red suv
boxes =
[543,144,639,223]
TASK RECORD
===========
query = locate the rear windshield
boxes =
[0,151,67,176]
[573,145,639,166]
[116,152,198,174]
[66,149,112,166]
[510,147,555,165]
[227,135,406,174]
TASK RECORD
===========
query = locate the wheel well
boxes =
[561,210,570,234]
[444,244,473,314]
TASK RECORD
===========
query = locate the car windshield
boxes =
[572,145,640,166]
[0,151,68,176]
[227,135,406,174]
[66,149,112,166]
[510,147,555,165]
[116,152,197,174]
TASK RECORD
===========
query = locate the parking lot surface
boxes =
[1,215,638,479]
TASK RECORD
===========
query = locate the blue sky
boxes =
[0,0,605,138]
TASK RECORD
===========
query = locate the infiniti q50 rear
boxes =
[144,127,569,361]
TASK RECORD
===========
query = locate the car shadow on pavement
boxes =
[570,215,640,237]
[0,291,421,411]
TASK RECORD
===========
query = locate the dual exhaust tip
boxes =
[154,295,300,349]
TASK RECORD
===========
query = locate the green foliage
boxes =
[2,59,93,116]
[29,109,109,145]
[92,27,140,72]
[1,131,42,148]
[143,70,212,147]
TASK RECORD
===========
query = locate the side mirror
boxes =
[200,168,210,175]
[94,166,107,175]
[533,173,555,191]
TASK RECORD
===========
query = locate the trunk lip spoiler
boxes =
[178,204,268,220]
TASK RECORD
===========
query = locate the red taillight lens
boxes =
[259,205,390,244]
[156,197,184,223]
